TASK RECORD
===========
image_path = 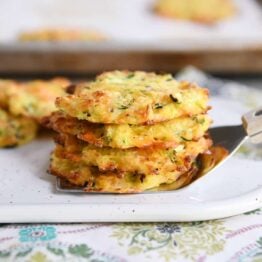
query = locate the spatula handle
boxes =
[242,107,262,144]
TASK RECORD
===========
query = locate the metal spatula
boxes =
[56,107,262,193]
[210,107,262,157]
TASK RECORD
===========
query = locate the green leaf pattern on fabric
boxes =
[112,221,229,261]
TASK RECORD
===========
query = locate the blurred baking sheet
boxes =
[0,0,262,73]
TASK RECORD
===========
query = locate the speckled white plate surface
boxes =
[0,70,261,222]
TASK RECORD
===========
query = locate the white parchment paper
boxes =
[0,0,262,50]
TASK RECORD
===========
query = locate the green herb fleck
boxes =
[118,105,129,110]
[24,103,36,114]
[154,103,164,109]
[127,73,135,79]
[104,135,112,144]
[198,119,205,124]
[168,149,177,163]
[170,94,181,103]
[193,116,205,124]
[140,174,146,183]
[181,136,191,142]
[83,111,91,117]
[118,99,134,110]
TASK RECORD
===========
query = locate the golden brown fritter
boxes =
[8,78,71,121]
[56,71,209,124]
[54,133,212,175]
[50,149,199,193]
[44,111,212,148]
[19,28,106,42]
[154,0,235,23]
[0,108,38,147]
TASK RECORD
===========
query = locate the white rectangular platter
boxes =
[0,95,262,223]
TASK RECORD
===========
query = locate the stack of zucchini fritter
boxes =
[47,71,212,193]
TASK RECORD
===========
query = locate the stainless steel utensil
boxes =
[210,106,262,155]
[56,107,262,193]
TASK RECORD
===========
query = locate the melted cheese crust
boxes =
[54,133,212,175]
[56,71,209,124]
[50,150,199,193]
[45,111,212,148]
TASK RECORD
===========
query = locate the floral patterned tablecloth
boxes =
[1,68,262,262]
[0,209,261,262]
